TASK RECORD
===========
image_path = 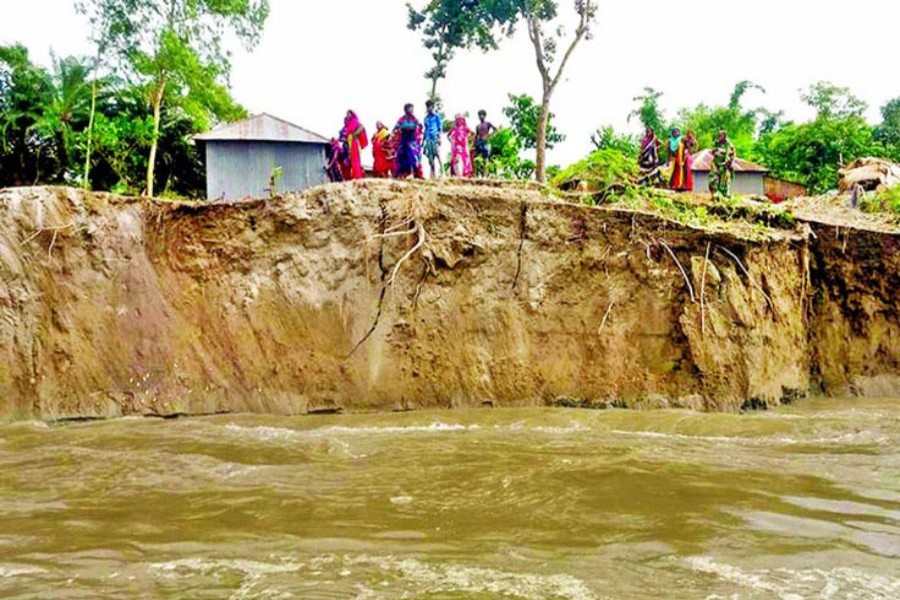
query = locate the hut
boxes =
[194,113,330,200]
[692,150,768,195]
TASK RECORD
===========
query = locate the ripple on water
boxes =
[685,556,900,600]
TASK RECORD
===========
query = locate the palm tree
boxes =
[31,55,94,182]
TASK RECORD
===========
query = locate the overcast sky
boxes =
[3,0,900,165]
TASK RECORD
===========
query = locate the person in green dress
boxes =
[709,130,736,198]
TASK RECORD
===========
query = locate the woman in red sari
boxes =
[341,110,368,180]
[372,121,393,178]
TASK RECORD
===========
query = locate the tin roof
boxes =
[692,149,769,173]
[194,113,330,144]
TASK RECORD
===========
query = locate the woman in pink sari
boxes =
[448,114,473,177]
[341,110,368,180]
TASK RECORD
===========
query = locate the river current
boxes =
[0,399,897,599]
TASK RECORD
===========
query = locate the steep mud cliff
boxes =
[0,182,896,420]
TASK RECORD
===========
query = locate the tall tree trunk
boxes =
[146,79,166,198]
[430,77,438,104]
[83,74,98,190]
[535,91,552,183]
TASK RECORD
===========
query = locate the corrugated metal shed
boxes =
[195,114,330,201]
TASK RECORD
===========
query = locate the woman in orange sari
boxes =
[341,110,368,180]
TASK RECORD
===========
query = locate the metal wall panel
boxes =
[205,141,327,200]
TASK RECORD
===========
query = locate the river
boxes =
[0,399,897,599]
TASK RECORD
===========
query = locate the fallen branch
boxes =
[700,242,711,336]
[597,300,615,335]
[390,222,426,287]
[717,245,775,311]
[658,239,696,303]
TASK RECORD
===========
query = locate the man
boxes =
[423,100,443,179]
[709,130,736,198]
[394,103,424,180]
[474,110,497,177]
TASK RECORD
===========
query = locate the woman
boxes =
[341,110,368,180]
[325,137,345,183]
[448,114,473,177]
[668,127,686,191]
[372,121,393,179]
[393,103,423,179]
[637,127,663,187]
[682,130,698,192]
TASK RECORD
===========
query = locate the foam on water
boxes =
[150,557,303,578]
[0,564,47,577]
[686,556,900,600]
[223,420,590,443]
[340,555,600,600]
[611,430,737,443]
[610,429,892,447]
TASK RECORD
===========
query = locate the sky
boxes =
[3,0,900,166]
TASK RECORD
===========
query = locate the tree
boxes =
[406,0,498,101]
[0,45,56,185]
[754,116,879,193]
[502,92,564,150]
[31,54,94,182]
[875,97,900,161]
[77,0,269,197]
[628,87,665,134]
[677,81,765,156]
[589,125,637,158]
[517,0,597,182]
[801,81,867,120]
[407,0,596,182]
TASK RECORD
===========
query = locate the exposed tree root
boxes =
[700,241,711,336]
[20,222,81,259]
[716,245,775,313]
[658,239,696,303]
[347,205,389,358]
[390,222,426,287]
[597,300,615,335]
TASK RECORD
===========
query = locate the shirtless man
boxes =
[474,110,497,177]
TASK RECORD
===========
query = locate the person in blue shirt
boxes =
[423,100,444,179]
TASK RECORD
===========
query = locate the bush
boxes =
[551,148,638,191]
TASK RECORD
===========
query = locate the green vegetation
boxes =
[859,186,900,215]
[0,2,268,196]
[552,149,638,191]
[502,93,565,151]
[580,81,900,196]
[77,0,269,197]
[407,0,598,183]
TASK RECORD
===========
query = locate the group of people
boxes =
[326,101,499,183]
[638,127,737,197]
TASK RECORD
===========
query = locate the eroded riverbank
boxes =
[0,181,898,419]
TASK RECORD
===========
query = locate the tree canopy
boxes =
[76,0,269,196]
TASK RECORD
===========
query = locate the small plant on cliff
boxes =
[859,186,900,215]
[267,165,283,199]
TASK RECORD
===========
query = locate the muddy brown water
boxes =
[0,399,897,599]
